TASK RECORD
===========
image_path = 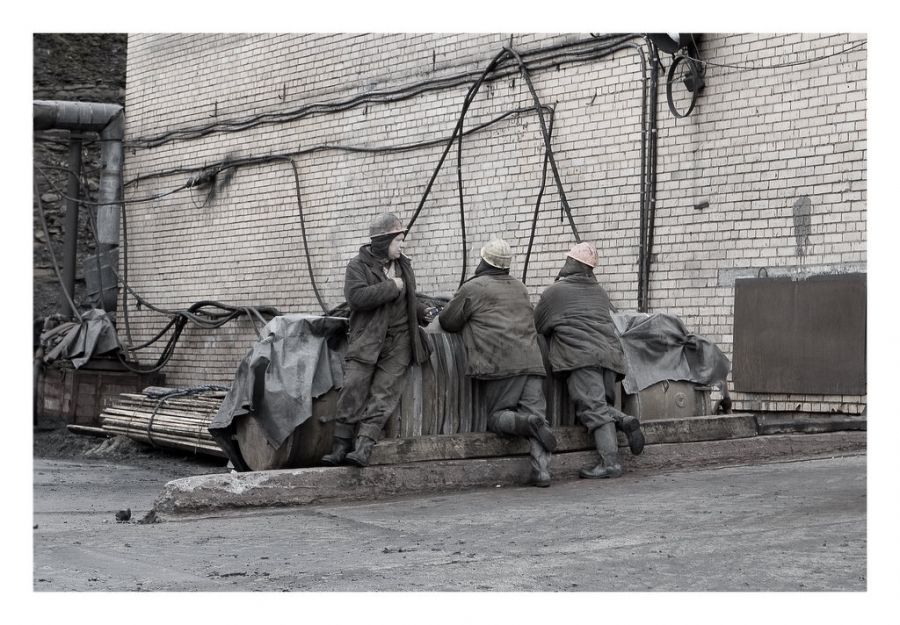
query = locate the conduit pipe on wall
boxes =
[33,100,125,311]
[637,38,660,313]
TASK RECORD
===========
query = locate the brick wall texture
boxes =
[122,33,867,414]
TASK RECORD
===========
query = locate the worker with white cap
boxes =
[439,238,556,487]
[534,241,645,479]
[322,213,435,468]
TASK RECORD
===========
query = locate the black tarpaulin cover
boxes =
[208,314,348,466]
[612,312,730,395]
[41,308,123,368]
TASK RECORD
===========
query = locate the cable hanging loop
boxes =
[666,54,703,119]
[503,46,580,244]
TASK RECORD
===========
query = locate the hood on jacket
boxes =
[555,256,594,281]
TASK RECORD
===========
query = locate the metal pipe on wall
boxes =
[96,107,124,252]
[34,100,125,312]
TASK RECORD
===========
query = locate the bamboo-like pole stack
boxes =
[100,389,227,458]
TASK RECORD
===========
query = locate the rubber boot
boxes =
[528,438,552,487]
[345,435,376,467]
[321,437,352,466]
[526,414,558,453]
[494,410,557,453]
[620,415,645,456]
[579,423,623,479]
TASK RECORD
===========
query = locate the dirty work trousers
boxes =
[481,375,548,435]
[566,366,627,433]
[333,332,411,442]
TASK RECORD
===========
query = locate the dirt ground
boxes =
[33,424,228,481]
[31,440,869,600]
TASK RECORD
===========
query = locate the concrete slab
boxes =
[150,412,866,521]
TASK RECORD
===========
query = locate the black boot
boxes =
[528,438,552,487]
[620,415,645,456]
[580,423,623,479]
[345,436,376,467]
[321,437,352,466]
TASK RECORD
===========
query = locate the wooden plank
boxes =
[66,424,109,438]
[367,415,760,466]
[101,423,217,441]
[368,427,587,465]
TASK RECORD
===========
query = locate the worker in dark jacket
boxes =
[439,238,557,487]
[322,213,434,468]
[534,242,644,479]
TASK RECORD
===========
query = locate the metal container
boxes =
[622,380,713,420]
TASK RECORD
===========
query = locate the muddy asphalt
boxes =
[25,425,886,622]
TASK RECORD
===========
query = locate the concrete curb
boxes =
[149,414,867,521]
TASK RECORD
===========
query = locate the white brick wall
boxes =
[122,33,866,413]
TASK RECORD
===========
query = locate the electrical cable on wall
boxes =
[275,155,330,315]
[34,164,281,372]
[406,47,511,284]
[521,107,555,286]
[505,45,580,245]
[116,103,564,304]
[127,35,639,150]
[37,100,568,325]
[104,35,656,304]
[120,107,551,192]
[688,39,865,73]
[186,36,645,299]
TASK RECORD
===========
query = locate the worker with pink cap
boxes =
[534,241,645,479]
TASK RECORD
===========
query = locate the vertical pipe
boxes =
[636,40,650,312]
[644,47,660,312]
[63,135,82,318]
[640,41,660,312]
[96,108,125,311]
[97,108,124,253]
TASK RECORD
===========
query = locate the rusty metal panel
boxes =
[733,274,866,395]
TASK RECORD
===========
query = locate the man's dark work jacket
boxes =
[439,272,545,380]
[343,245,431,365]
[533,271,626,377]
